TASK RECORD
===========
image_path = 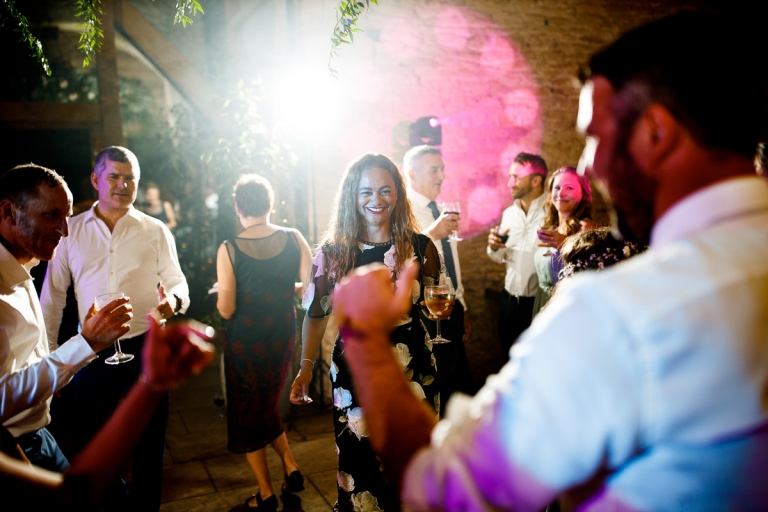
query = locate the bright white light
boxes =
[270,65,344,137]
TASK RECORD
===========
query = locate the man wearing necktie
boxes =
[403,145,475,411]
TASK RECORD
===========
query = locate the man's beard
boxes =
[512,181,533,200]
[602,143,657,246]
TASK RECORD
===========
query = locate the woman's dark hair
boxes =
[540,167,593,236]
[320,153,419,285]
[233,174,274,218]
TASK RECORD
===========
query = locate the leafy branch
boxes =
[0,0,51,75]
[173,0,204,28]
[75,0,104,68]
[329,0,377,77]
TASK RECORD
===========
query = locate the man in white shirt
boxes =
[0,164,131,471]
[41,146,189,511]
[486,152,547,353]
[328,11,768,510]
[403,146,474,406]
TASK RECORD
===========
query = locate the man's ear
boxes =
[532,174,544,190]
[90,172,99,190]
[629,104,682,178]
[0,199,17,226]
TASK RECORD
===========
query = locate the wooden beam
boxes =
[0,103,101,124]
[96,0,125,146]
[116,0,225,132]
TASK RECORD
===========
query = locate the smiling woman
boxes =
[290,153,441,512]
[532,166,597,316]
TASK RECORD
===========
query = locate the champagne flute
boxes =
[95,292,134,365]
[442,201,462,241]
[425,285,451,344]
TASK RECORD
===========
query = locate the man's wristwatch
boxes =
[173,294,183,315]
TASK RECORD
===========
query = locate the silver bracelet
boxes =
[300,358,315,367]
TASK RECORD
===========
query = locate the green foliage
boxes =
[0,0,51,75]
[75,0,104,68]
[329,0,377,77]
[174,0,205,28]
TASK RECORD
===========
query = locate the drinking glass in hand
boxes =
[443,202,462,241]
[425,284,452,344]
[95,293,134,365]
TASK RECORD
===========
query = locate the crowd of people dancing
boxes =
[1,9,767,512]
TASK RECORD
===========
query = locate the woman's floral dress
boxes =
[302,234,441,511]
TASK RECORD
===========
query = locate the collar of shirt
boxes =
[408,187,434,211]
[512,191,547,217]
[651,176,768,248]
[0,240,33,289]
[84,202,143,225]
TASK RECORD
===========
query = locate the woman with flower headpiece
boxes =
[532,166,599,316]
[290,153,441,511]
[556,227,645,283]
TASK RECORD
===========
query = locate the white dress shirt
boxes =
[0,242,96,436]
[486,193,547,297]
[403,176,768,511]
[408,188,465,307]
[41,204,189,348]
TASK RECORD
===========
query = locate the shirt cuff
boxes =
[54,334,97,370]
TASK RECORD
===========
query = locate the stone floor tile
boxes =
[289,437,338,475]
[307,469,338,508]
[166,410,187,436]
[166,427,230,463]
[169,383,222,412]
[160,460,216,503]
[180,404,229,433]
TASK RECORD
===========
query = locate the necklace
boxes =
[358,239,393,247]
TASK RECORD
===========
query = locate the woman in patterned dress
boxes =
[290,154,441,511]
[217,174,313,511]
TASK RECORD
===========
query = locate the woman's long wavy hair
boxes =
[541,166,594,236]
[320,153,419,285]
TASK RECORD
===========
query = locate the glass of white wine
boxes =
[425,284,451,344]
[95,292,134,365]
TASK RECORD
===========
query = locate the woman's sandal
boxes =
[281,470,305,494]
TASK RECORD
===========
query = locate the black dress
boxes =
[304,234,441,511]
[223,229,301,453]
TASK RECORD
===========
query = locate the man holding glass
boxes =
[41,146,189,511]
[404,145,474,408]
[487,152,548,353]
[0,164,131,472]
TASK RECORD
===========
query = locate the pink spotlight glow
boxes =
[335,4,542,239]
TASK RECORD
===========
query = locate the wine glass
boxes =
[95,293,134,365]
[442,202,462,241]
[425,285,451,344]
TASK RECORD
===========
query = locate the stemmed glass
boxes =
[442,202,462,241]
[425,285,451,344]
[95,293,134,365]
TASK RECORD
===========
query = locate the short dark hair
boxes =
[403,145,442,174]
[0,164,67,208]
[94,146,140,177]
[513,152,548,176]
[587,11,765,157]
[234,174,274,217]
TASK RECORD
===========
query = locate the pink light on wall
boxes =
[334,3,542,239]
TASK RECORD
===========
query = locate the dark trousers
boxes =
[421,303,475,415]
[16,427,70,472]
[71,332,169,512]
[498,291,536,355]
